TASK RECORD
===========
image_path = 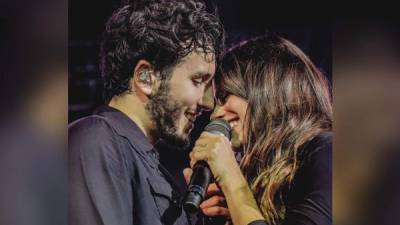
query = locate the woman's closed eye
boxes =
[215,92,229,105]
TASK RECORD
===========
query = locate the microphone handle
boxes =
[183,161,212,213]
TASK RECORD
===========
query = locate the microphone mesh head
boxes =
[204,118,231,140]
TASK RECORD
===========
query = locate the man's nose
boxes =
[198,85,215,112]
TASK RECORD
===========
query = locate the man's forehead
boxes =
[174,52,215,76]
[179,48,216,66]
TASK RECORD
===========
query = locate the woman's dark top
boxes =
[248,132,332,225]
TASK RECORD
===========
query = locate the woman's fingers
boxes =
[183,168,193,184]
[194,131,230,148]
[189,147,209,168]
[193,138,209,147]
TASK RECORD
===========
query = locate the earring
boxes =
[139,70,152,85]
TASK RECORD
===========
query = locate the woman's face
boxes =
[211,95,248,152]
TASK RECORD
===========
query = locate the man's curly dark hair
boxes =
[100,0,224,102]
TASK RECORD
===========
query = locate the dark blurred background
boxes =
[68,0,332,123]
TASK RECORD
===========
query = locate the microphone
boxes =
[183,118,231,213]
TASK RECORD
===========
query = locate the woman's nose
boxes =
[210,104,226,120]
[198,85,215,112]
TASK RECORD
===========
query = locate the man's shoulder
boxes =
[68,115,129,166]
[69,114,112,131]
[68,115,118,145]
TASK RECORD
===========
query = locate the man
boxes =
[69,1,224,225]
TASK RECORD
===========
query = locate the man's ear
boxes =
[132,60,157,96]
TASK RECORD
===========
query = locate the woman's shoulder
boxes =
[283,131,332,224]
[285,131,332,201]
[300,131,332,164]
[286,131,332,199]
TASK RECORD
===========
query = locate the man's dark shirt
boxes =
[69,106,194,225]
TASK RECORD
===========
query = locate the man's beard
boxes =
[146,81,191,150]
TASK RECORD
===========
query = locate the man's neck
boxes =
[108,93,157,144]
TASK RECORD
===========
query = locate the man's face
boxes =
[147,50,216,149]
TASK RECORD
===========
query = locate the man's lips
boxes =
[184,111,199,123]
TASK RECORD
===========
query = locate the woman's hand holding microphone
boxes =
[184,131,264,225]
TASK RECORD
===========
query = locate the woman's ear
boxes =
[132,60,156,96]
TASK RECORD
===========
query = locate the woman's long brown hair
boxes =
[215,34,332,224]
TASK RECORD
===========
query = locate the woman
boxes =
[187,34,332,225]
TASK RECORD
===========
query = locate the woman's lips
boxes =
[229,120,239,128]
